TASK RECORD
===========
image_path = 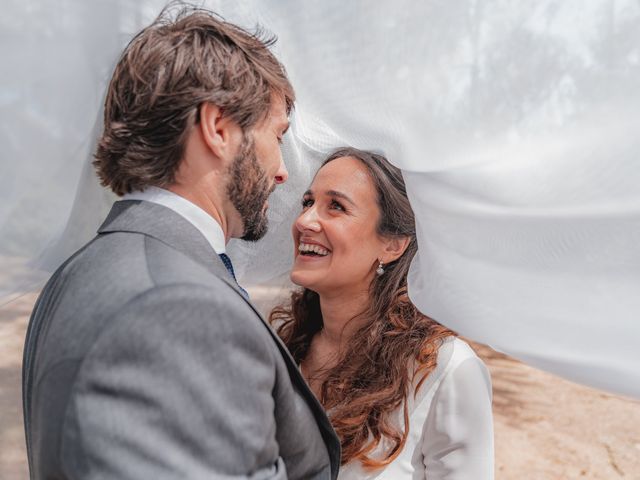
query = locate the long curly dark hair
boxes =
[270,147,454,468]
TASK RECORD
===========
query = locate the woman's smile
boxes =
[296,237,332,262]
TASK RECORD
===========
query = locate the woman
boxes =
[271,147,494,479]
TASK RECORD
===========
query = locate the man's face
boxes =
[226,95,290,241]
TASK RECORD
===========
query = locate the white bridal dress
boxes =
[337,338,493,480]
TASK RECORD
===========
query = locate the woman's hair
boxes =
[93,5,294,196]
[270,147,454,468]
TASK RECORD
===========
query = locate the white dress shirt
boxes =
[121,186,226,254]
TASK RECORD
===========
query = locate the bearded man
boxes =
[22,7,340,479]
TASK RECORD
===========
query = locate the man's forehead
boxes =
[267,97,290,130]
[269,94,288,118]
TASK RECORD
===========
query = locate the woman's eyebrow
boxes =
[303,189,356,206]
[326,189,356,206]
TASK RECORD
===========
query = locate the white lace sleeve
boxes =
[422,355,494,480]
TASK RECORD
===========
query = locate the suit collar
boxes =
[120,186,227,254]
[98,200,237,290]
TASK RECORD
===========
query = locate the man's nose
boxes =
[274,157,288,184]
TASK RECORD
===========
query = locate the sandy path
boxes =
[1,291,639,479]
[477,343,640,479]
[0,292,35,480]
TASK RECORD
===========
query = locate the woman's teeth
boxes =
[298,243,330,256]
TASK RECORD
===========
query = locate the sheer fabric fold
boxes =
[1,0,639,397]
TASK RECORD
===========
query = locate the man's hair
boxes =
[94,5,295,196]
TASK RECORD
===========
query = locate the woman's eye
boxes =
[330,200,345,211]
[301,198,313,208]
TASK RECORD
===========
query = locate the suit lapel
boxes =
[239,296,342,473]
[99,200,341,470]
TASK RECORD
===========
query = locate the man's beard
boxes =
[226,134,274,242]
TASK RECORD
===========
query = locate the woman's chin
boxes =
[290,269,318,290]
[289,270,305,287]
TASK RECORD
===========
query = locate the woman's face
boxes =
[290,156,388,296]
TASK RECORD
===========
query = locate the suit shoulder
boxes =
[112,282,260,336]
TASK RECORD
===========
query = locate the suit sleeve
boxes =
[422,356,494,480]
[60,284,287,479]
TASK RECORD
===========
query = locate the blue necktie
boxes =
[218,253,249,300]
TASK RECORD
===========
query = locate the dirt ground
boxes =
[1,291,639,479]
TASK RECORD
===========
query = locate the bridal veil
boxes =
[1,0,639,398]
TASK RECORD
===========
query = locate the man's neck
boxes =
[167,183,234,243]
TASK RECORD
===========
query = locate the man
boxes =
[22,7,340,479]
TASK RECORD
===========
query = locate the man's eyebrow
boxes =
[303,189,313,196]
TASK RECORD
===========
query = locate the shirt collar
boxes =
[121,186,226,254]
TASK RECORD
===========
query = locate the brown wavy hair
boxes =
[270,147,454,468]
[94,4,294,196]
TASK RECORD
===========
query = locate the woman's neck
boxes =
[317,288,370,350]
[301,288,371,399]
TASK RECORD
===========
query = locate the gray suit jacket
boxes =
[22,200,340,479]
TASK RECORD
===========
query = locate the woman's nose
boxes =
[295,206,321,232]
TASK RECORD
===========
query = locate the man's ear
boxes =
[198,102,243,160]
[381,236,411,263]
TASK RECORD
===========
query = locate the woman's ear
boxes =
[381,236,411,264]
[199,102,243,161]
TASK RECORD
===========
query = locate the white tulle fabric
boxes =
[1,1,639,398]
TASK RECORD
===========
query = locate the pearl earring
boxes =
[376,260,385,276]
